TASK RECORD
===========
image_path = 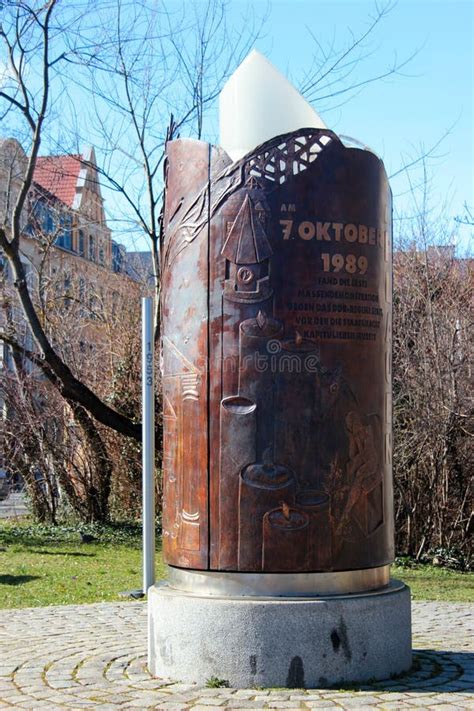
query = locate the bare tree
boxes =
[58,0,267,337]
[0,0,269,439]
[1,222,147,521]
[0,0,267,523]
[0,0,421,433]
[5,0,463,537]
[456,202,474,227]
[0,0,142,438]
[392,177,473,559]
[300,1,419,111]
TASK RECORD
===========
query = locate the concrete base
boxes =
[148,579,412,688]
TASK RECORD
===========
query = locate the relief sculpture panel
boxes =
[161,128,394,573]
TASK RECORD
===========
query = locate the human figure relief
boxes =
[346,412,379,492]
[334,411,381,539]
[315,365,357,481]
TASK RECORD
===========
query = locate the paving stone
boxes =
[0,600,471,710]
[198,688,233,696]
[188,699,227,706]
[0,694,33,704]
[336,697,384,706]
[128,694,174,705]
[231,690,256,697]
[223,701,268,708]
[397,698,435,706]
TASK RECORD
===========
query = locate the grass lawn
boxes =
[0,520,472,608]
[392,562,473,603]
[0,519,166,608]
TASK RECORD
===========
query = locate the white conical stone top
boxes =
[219,49,327,162]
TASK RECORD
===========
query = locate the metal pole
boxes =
[142,297,155,593]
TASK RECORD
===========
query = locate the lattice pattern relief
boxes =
[247,132,333,185]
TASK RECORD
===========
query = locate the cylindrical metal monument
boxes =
[150,51,410,688]
[160,127,393,586]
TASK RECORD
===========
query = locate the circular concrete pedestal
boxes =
[148,579,412,688]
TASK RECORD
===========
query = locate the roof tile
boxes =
[33,154,83,207]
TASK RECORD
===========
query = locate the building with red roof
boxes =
[34,154,83,208]
[0,138,142,501]
[18,144,127,272]
[0,139,133,354]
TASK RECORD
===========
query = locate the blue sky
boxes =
[221,0,473,248]
[110,0,472,252]
[4,0,470,251]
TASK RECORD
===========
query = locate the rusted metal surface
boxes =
[160,139,210,569]
[161,128,393,573]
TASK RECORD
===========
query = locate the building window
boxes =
[79,277,85,302]
[89,235,95,261]
[27,199,53,237]
[3,342,13,370]
[98,246,105,266]
[89,294,96,318]
[78,230,85,257]
[44,204,55,234]
[55,213,72,251]
[112,242,123,273]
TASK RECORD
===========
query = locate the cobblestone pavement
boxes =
[0,600,472,710]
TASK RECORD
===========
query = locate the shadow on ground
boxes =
[28,549,96,557]
[0,574,41,586]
